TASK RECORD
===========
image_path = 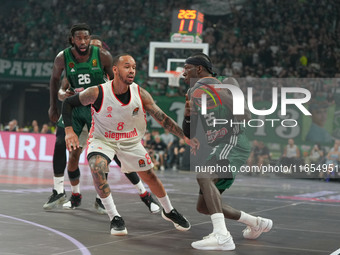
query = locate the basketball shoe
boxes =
[243,217,273,239]
[94,197,107,214]
[110,216,128,236]
[191,232,235,251]
[161,209,191,231]
[140,192,161,213]
[43,189,66,210]
[63,193,82,209]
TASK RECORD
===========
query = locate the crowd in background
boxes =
[247,138,340,181]
[1,0,340,98]
[1,119,54,134]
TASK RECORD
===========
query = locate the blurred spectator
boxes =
[167,137,180,170]
[247,140,270,173]
[160,129,175,168]
[174,138,188,170]
[304,143,325,166]
[29,120,39,133]
[321,140,340,181]
[305,100,333,144]
[280,138,303,168]
[4,119,18,132]
[40,123,52,134]
[151,135,167,171]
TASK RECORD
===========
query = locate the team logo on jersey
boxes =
[92,59,97,67]
[69,62,75,68]
[138,159,146,167]
[106,106,113,118]
[132,107,139,116]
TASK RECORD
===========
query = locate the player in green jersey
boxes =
[182,53,273,251]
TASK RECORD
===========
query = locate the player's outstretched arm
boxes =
[140,87,185,139]
[62,86,99,151]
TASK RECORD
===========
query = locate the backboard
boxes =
[148,42,209,78]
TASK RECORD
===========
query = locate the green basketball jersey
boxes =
[63,46,106,89]
[193,90,251,191]
[58,46,106,135]
[195,102,242,147]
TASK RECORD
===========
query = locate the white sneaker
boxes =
[160,165,165,171]
[191,233,235,251]
[243,217,273,239]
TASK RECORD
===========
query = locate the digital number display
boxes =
[171,9,204,35]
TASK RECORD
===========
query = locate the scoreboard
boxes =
[171,9,204,43]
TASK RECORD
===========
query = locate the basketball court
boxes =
[0,158,339,255]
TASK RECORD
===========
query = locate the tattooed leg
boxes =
[89,154,111,198]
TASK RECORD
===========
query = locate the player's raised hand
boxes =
[184,137,200,155]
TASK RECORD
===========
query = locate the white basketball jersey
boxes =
[88,81,146,145]
[286,144,298,158]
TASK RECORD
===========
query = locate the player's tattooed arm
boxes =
[140,87,185,139]
[88,155,111,197]
[78,86,100,106]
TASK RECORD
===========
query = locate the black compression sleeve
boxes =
[182,116,191,138]
[182,114,198,138]
[92,85,103,112]
[62,93,82,127]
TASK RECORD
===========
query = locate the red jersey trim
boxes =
[112,81,132,106]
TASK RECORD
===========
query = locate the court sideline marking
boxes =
[0,213,91,255]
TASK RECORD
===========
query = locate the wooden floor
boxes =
[0,158,339,255]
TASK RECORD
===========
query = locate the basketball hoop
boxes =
[165,67,183,87]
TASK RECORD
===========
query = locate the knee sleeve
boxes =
[68,168,80,182]
[53,127,67,176]
[124,172,140,185]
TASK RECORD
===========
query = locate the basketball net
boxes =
[165,67,183,87]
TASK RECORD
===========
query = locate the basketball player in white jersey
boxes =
[61,54,191,235]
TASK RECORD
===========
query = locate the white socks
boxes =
[237,211,258,227]
[71,183,80,194]
[135,180,147,195]
[157,194,174,213]
[211,213,229,235]
[101,193,120,221]
[53,176,64,194]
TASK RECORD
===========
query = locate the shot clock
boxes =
[170,9,204,43]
